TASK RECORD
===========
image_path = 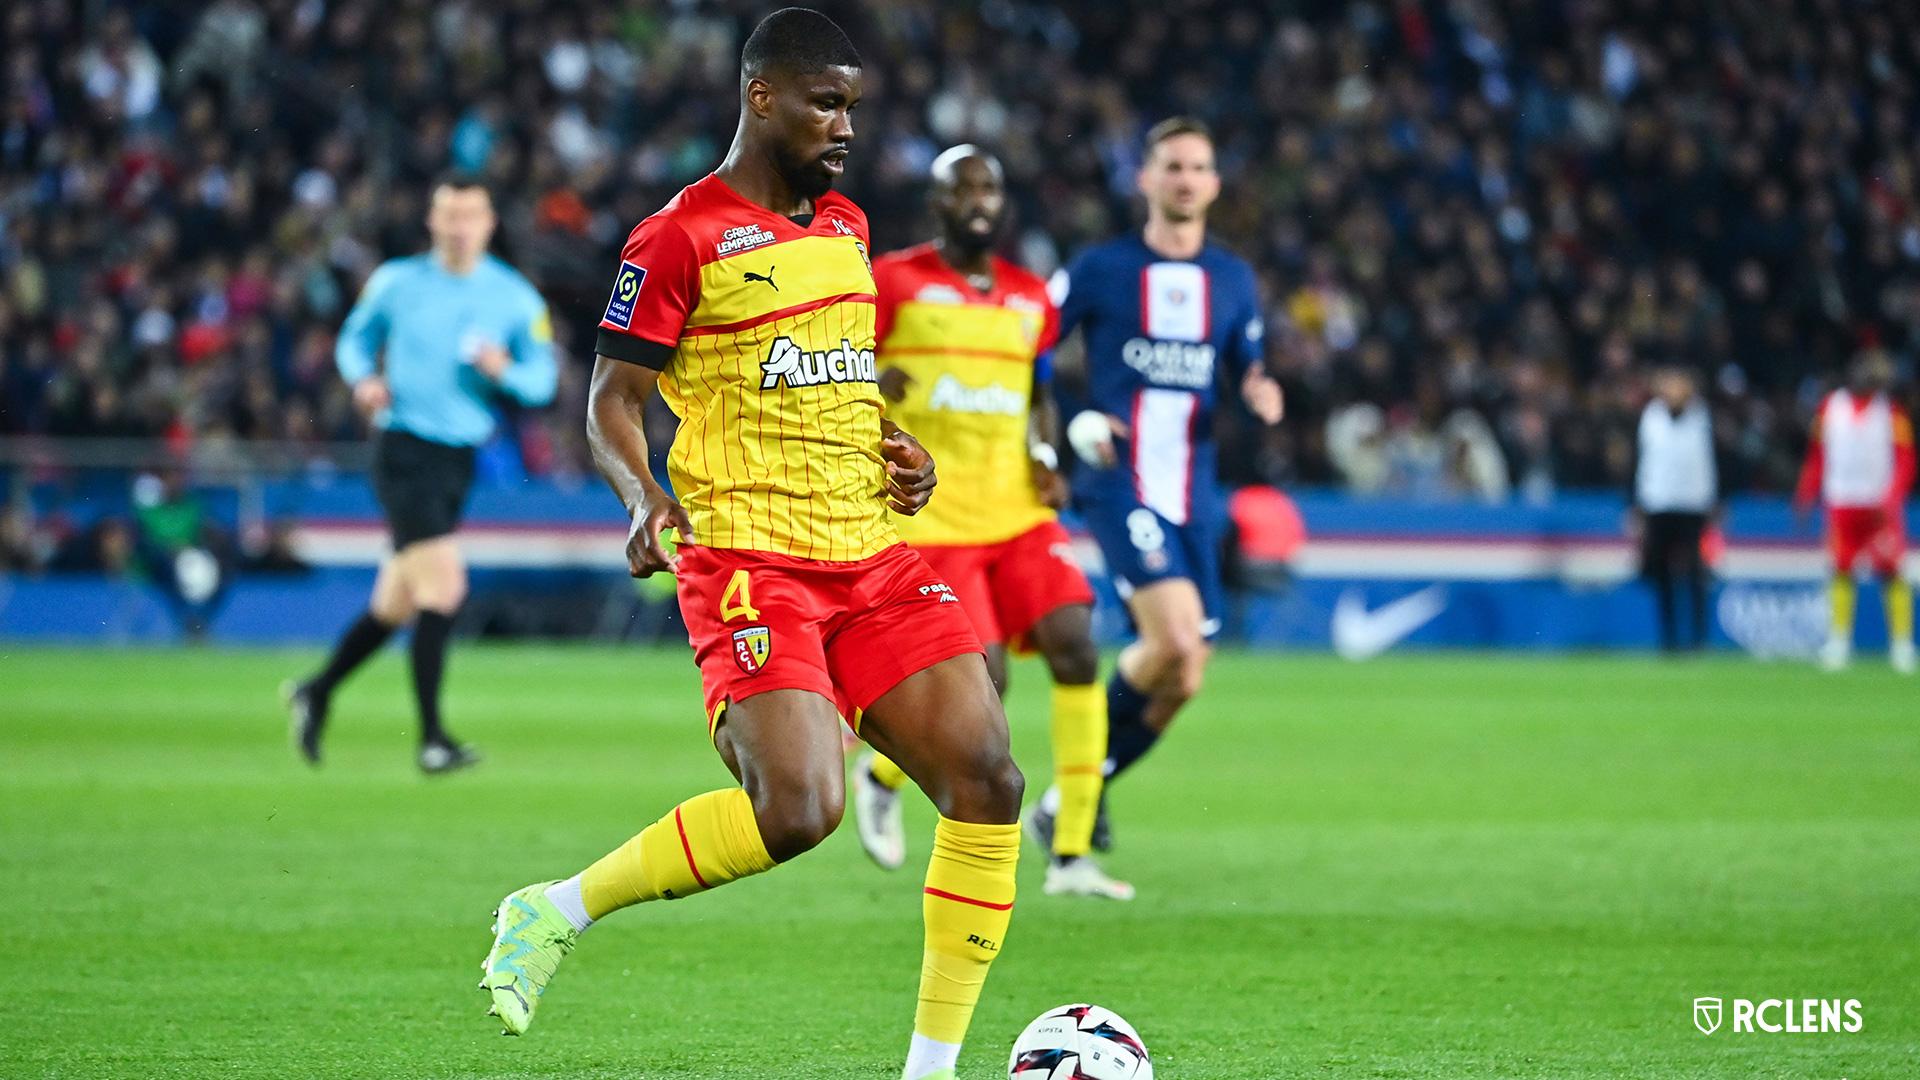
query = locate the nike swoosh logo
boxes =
[1331,585,1448,660]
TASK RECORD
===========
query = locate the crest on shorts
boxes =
[732,624,772,675]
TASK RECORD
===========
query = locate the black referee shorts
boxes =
[372,429,477,550]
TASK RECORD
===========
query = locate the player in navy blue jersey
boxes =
[1026,117,1284,854]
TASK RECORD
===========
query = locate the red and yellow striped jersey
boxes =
[874,244,1060,546]
[597,174,895,561]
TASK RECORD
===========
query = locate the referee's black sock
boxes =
[411,610,457,746]
[310,610,395,697]
[1103,669,1159,781]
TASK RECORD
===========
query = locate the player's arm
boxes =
[1027,305,1070,506]
[1048,261,1130,470]
[879,417,936,515]
[487,294,559,406]
[1029,378,1069,509]
[336,264,396,418]
[1891,407,1915,508]
[1232,293,1283,425]
[587,216,701,575]
[589,356,692,577]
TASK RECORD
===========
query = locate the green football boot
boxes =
[479,881,578,1035]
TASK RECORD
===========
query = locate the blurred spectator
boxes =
[1630,364,1718,652]
[3,0,1920,502]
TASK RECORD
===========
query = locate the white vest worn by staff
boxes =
[1635,398,1716,513]
[1820,390,1896,507]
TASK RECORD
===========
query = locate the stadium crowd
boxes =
[4,0,1920,509]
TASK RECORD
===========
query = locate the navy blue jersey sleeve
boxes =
[1223,263,1265,379]
[1051,257,1093,344]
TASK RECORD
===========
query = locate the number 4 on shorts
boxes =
[719,569,761,622]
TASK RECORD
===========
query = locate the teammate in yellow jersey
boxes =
[478,13,1021,1080]
[852,146,1132,901]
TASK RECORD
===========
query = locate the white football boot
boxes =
[1818,634,1852,672]
[852,751,906,870]
[1891,639,1916,674]
[1044,856,1135,900]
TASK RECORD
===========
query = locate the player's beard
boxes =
[777,144,838,202]
[946,216,997,261]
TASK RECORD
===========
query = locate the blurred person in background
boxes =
[1049,117,1283,851]
[1795,352,1915,673]
[283,177,557,772]
[854,145,1128,900]
[1629,365,1717,653]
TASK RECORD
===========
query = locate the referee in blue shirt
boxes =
[286,177,558,773]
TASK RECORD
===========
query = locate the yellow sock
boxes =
[1886,578,1914,645]
[869,751,909,792]
[1830,575,1857,639]
[1049,682,1107,858]
[915,817,1019,1045]
[579,788,776,918]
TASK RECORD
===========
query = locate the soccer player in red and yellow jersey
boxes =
[1793,350,1916,672]
[478,14,1022,1080]
[849,146,1132,901]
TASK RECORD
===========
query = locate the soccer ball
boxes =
[1008,1003,1152,1079]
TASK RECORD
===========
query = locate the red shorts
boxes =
[1827,506,1906,577]
[676,543,982,735]
[911,520,1096,651]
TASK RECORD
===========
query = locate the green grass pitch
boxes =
[2,645,1916,1078]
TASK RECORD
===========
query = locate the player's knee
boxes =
[752,782,845,863]
[1044,637,1100,686]
[1166,640,1207,702]
[938,741,1024,823]
[977,754,1025,822]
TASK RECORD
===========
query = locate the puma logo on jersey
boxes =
[760,335,877,389]
[925,374,1026,416]
[744,266,778,291]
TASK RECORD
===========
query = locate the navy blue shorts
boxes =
[1079,494,1225,639]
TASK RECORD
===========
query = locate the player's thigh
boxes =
[860,652,1020,824]
[369,556,415,622]
[1125,577,1208,653]
[712,688,847,836]
[1025,603,1098,684]
[982,642,1010,695]
[396,535,467,611]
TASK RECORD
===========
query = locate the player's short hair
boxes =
[929,144,1004,186]
[430,173,493,203]
[741,8,861,82]
[1143,116,1214,157]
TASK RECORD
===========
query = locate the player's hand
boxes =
[1067,411,1127,469]
[471,343,512,381]
[877,366,914,404]
[1031,459,1070,509]
[1624,506,1644,541]
[352,375,391,419]
[880,426,937,515]
[1242,365,1284,425]
[628,489,694,577]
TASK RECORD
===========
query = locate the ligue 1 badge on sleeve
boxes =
[732,625,772,675]
[1694,997,1722,1035]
